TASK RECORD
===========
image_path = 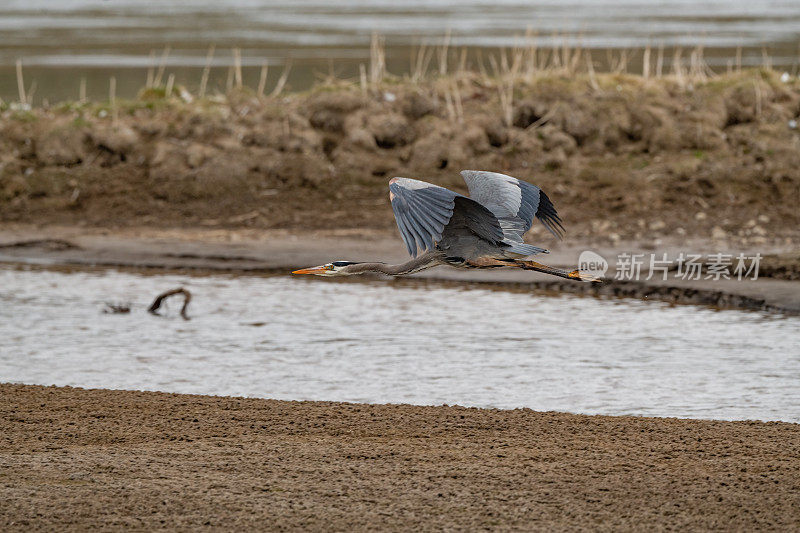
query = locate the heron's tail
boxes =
[515,259,602,283]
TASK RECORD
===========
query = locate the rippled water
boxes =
[2,0,800,102]
[2,265,799,422]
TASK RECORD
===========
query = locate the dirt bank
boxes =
[1,384,798,531]
[1,70,799,248]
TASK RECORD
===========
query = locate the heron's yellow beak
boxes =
[292,265,328,275]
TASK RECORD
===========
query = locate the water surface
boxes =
[2,265,798,422]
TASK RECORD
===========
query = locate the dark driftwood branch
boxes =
[148,288,191,320]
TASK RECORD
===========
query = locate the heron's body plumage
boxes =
[389,170,563,262]
[293,170,600,282]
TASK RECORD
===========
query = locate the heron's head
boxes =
[292,261,360,276]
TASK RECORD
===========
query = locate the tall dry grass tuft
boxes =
[225,66,234,93]
[257,61,269,97]
[146,50,155,88]
[15,59,26,105]
[672,47,685,86]
[443,83,455,122]
[370,32,386,87]
[610,49,630,74]
[26,81,37,106]
[154,46,171,88]
[656,43,665,78]
[754,78,762,119]
[198,45,215,98]
[411,42,432,83]
[438,29,451,76]
[761,47,772,70]
[233,48,243,89]
[523,27,539,80]
[109,76,118,124]
[488,52,518,127]
[270,59,292,97]
[165,73,175,98]
[475,49,489,79]
[359,63,367,95]
[586,52,600,91]
[440,78,464,124]
[452,79,463,122]
[559,33,582,74]
[456,47,468,76]
[736,45,742,73]
[689,44,713,80]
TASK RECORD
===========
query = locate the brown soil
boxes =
[1,70,799,248]
[2,384,799,531]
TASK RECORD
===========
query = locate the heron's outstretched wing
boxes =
[460,170,565,240]
[389,177,504,257]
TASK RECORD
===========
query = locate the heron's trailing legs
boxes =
[513,259,601,283]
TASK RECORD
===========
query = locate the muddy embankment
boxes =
[0,69,799,247]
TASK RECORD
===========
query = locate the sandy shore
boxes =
[1,384,799,530]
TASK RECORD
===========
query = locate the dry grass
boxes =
[198,45,215,98]
[7,30,782,113]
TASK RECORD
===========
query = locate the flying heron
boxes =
[293,170,600,282]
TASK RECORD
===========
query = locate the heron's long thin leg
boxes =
[514,259,601,283]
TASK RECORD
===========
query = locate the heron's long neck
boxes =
[344,251,443,276]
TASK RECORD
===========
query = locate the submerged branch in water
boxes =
[148,287,192,320]
[103,303,131,314]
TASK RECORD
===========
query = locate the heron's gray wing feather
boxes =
[390,179,455,257]
[461,170,565,240]
[393,210,418,257]
[451,196,505,244]
[389,177,504,257]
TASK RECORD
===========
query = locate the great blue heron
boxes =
[293,170,600,282]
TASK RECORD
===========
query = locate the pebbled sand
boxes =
[1,384,799,531]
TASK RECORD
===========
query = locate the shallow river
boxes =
[1,265,799,422]
[2,0,800,102]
